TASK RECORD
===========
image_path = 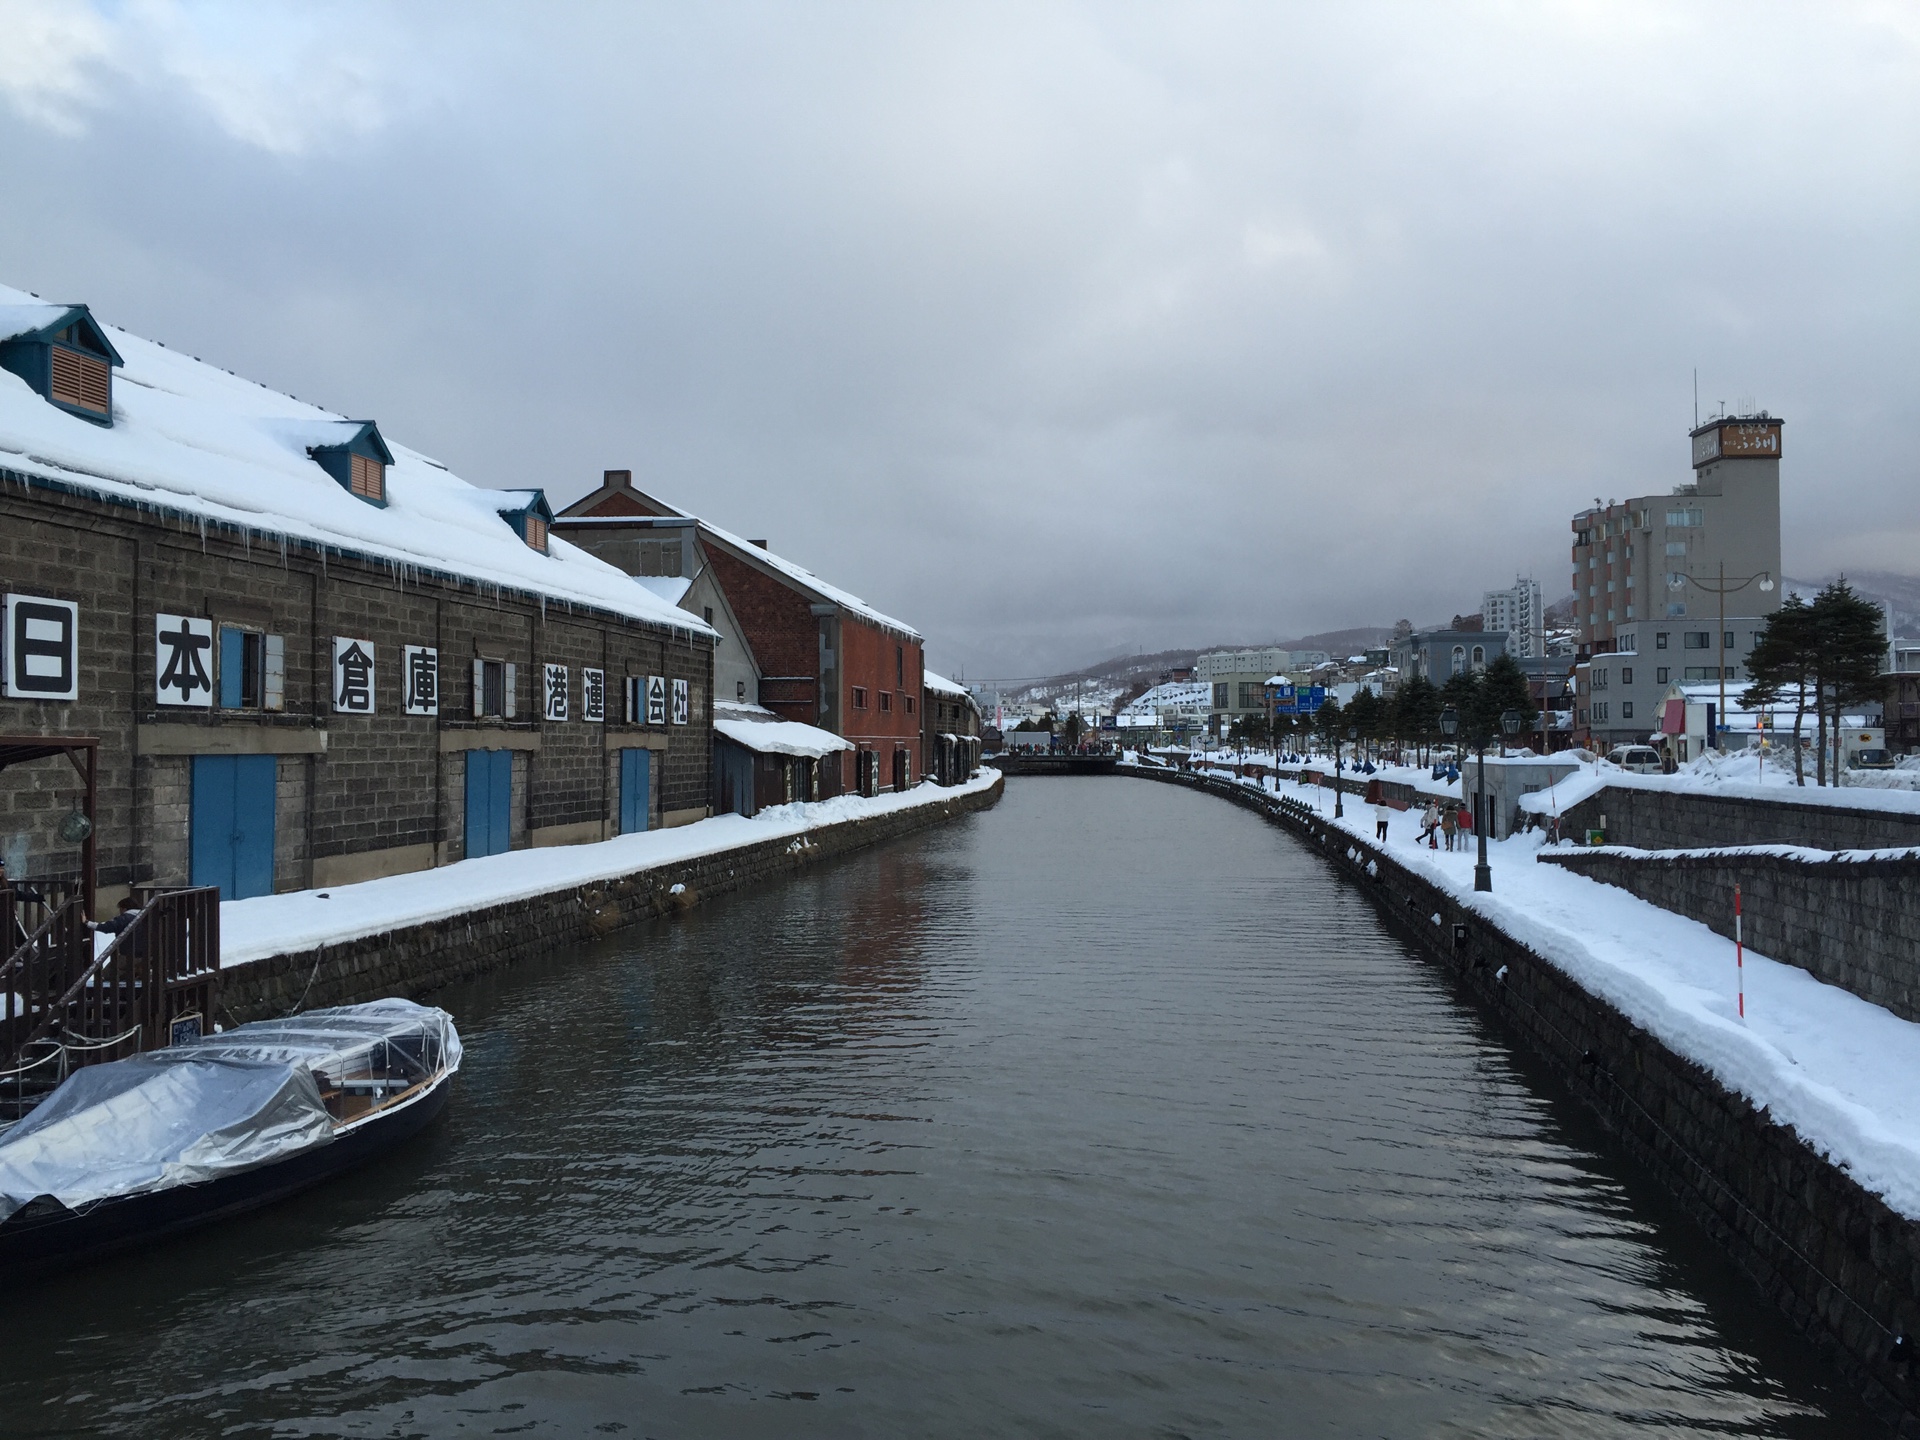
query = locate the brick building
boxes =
[0,287,715,911]
[922,671,981,784]
[555,471,926,794]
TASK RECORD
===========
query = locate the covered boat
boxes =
[0,998,460,1281]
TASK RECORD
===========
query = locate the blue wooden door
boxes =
[465,749,513,858]
[190,754,276,899]
[619,748,650,834]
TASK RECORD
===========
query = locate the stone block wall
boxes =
[0,474,714,899]
[1539,846,1920,1023]
[1129,764,1920,1433]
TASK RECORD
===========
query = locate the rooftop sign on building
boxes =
[1690,416,1782,468]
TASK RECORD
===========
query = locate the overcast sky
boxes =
[2,2,1915,679]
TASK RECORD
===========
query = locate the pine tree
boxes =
[1346,688,1382,758]
[1313,696,1344,755]
[1438,670,1481,749]
[1811,579,1887,784]
[1742,593,1817,784]
[1393,674,1441,763]
[1477,654,1537,747]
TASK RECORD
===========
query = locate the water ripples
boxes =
[0,778,1873,1437]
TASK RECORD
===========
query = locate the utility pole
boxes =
[1683,565,1775,751]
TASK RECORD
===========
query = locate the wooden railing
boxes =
[1,887,222,1110]
[1,877,81,958]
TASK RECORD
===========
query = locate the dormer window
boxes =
[309,422,394,508]
[496,490,556,554]
[0,303,124,427]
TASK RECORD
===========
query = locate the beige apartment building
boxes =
[1571,415,1783,751]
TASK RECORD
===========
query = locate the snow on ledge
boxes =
[712,702,852,759]
[220,769,999,967]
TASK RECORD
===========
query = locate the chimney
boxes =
[603,469,632,489]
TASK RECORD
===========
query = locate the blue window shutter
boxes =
[219,627,246,708]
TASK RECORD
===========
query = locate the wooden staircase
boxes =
[1,884,221,1118]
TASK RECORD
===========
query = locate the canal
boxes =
[0,778,1875,1436]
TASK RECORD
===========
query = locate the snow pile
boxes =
[0,283,710,636]
[220,769,1000,966]
[1517,754,1920,818]
[712,702,852,759]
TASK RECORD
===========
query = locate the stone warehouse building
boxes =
[554,470,927,795]
[0,287,716,910]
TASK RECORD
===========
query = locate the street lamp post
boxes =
[1678,563,1775,751]
[1333,722,1346,819]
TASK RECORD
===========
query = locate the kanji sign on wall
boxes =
[332,637,376,714]
[404,645,439,716]
[156,613,215,707]
[646,674,667,726]
[582,667,605,723]
[671,677,690,726]
[3,594,79,702]
[543,663,569,722]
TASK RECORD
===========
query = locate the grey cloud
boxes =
[1,1,1915,680]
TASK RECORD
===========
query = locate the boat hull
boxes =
[0,1074,451,1285]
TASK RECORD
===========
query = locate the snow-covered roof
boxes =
[924,670,968,697]
[0,301,86,345]
[0,282,713,639]
[634,575,694,606]
[701,518,918,640]
[713,702,853,759]
[600,484,918,640]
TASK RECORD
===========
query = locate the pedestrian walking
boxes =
[1373,800,1391,842]
[1420,800,1440,849]
[1441,804,1459,852]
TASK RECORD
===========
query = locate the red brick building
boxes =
[556,472,925,794]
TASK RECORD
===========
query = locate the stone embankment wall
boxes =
[217,777,1003,1022]
[1562,783,1920,852]
[1127,764,1920,1435]
[1539,846,1920,1024]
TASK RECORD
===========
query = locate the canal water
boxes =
[0,778,1875,1437]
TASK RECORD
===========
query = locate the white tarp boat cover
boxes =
[0,999,460,1222]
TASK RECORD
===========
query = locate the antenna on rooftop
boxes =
[1693,368,1698,428]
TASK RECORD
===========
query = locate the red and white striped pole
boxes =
[1735,883,1745,1020]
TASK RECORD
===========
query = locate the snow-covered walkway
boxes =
[220,770,1001,969]
[1177,765,1920,1222]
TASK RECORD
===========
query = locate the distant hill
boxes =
[1783,570,1920,636]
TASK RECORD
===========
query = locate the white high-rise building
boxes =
[1483,577,1543,658]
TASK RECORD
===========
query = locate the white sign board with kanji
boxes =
[646,674,667,726]
[332,636,376,714]
[582,667,605,723]
[4,594,79,702]
[404,645,439,716]
[543,663,569,722]
[156,614,215,707]
[671,677,690,726]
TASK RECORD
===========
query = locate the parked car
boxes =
[1606,745,1664,774]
